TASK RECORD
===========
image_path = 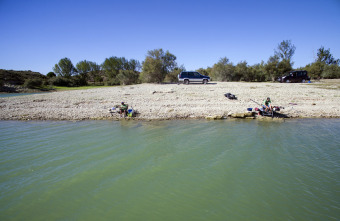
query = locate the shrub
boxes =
[24,79,43,89]
[47,72,56,78]
[117,70,140,85]
[105,78,120,86]
[322,64,340,79]
[72,75,88,86]
[52,77,73,87]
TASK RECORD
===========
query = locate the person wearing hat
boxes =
[263,97,272,112]
[119,102,128,117]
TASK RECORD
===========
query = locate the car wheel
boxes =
[203,79,207,84]
[286,79,290,83]
[184,79,189,84]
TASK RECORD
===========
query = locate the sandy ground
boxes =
[0,80,340,120]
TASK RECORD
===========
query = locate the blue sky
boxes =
[0,0,339,74]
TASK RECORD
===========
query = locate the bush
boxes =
[24,79,43,89]
[72,75,88,86]
[105,78,120,86]
[117,70,140,85]
[47,72,56,78]
[165,68,182,83]
[322,64,340,79]
[52,77,73,87]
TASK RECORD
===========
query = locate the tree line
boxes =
[46,40,339,87]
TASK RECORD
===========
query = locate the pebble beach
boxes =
[1,80,340,121]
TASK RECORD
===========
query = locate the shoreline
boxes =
[1,80,340,121]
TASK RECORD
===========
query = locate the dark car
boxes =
[178,71,210,84]
[278,70,310,83]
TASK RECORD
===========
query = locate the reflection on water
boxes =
[0,119,339,220]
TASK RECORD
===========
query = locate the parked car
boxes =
[178,71,210,84]
[277,70,310,83]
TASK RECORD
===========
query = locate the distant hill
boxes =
[0,69,46,85]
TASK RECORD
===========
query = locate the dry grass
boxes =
[307,79,340,90]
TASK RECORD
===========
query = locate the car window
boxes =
[194,72,200,77]
[188,72,194,77]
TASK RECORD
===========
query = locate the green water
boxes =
[0,119,339,220]
[0,93,48,98]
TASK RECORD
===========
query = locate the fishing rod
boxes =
[250,99,262,106]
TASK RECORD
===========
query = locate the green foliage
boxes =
[277,60,292,76]
[141,49,177,83]
[304,62,324,79]
[250,62,266,82]
[274,40,296,63]
[72,75,88,86]
[51,76,73,87]
[196,68,210,76]
[140,57,163,83]
[47,72,56,78]
[104,78,120,86]
[117,70,140,85]
[0,69,46,85]
[264,55,289,81]
[317,46,339,65]
[165,66,186,83]
[24,78,43,89]
[102,57,140,85]
[101,56,126,79]
[88,62,102,85]
[303,46,340,79]
[234,61,250,81]
[76,60,92,75]
[211,57,235,81]
[53,58,77,78]
[321,64,340,79]
[0,79,4,88]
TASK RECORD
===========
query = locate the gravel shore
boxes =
[1,80,340,121]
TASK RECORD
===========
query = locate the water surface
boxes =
[0,119,339,220]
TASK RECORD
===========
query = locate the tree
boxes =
[166,65,186,82]
[76,60,92,75]
[277,59,292,77]
[46,72,56,78]
[196,68,210,76]
[88,62,102,85]
[76,60,94,85]
[53,58,77,78]
[317,46,339,65]
[249,62,266,82]
[234,61,250,81]
[211,57,235,81]
[102,56,124,81]
[140,56,164,83]
[264,55,280,81]
[101,57,141,85]
[127,59,141,72]
[322,64,340,79]
[274,40,296,63]
[117,70,140,85]
[140,49,177,83]
[304,62,323,79]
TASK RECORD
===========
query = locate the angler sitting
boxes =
[263,97,273,112]
[120,102,128,117]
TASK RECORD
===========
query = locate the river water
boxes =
[0,119,339,220]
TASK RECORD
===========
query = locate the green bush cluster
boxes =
[49,42,339,87]
[24,79,44,89]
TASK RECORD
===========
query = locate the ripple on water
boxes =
[0,119,339,220]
